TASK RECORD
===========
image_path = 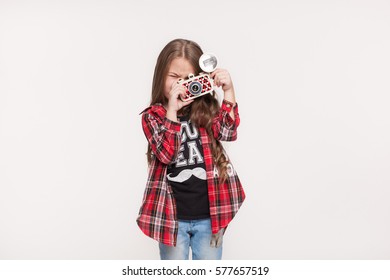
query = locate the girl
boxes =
[136,38,245,260]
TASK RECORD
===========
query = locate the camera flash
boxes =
[199,53,218,73]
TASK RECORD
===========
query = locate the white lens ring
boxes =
[189,81,202,95]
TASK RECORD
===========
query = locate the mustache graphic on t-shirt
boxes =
[167,167,207,183]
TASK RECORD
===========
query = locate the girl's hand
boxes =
[210,68,234,92]
[165,81,193,122]
[167,81,193,112]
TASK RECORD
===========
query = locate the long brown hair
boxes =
[146,38,229,182]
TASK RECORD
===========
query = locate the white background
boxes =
[1,0,389,259]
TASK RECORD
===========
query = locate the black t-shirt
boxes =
[167,115,210,220]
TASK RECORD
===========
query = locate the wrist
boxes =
[166,107,178,122]
[223,88,236,103]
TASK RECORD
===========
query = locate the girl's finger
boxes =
[210,68,222,79]
[179,91,187,100]
[215,75,223,86]
[179,98,194,107]
[172,83,186,97]
[171,79,180,90]
[219,78,227,87]
[212,71,227,85]
[184,98,194,105]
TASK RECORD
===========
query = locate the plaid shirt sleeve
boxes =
[212,99,240,141]
[141,107,182,165]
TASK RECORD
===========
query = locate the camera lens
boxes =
[189,81,202,95]
[192,84,199,91]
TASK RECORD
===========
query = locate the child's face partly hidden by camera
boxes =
[164,57,196,100]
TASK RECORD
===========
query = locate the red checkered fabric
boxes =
[136,99,246,246]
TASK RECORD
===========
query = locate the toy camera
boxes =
[177,73,214,101]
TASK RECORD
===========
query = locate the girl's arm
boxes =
[210,69,240,141]
[142,110,182,164]
[141,81,192,164]
[211,99,240,141]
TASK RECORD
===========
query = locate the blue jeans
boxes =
[159,218,223,260]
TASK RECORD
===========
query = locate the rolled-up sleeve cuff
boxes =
[163,117,181,133]
[232,102,239,114]
[221,99,236,113]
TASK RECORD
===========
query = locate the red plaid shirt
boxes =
[136,99,246,246]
